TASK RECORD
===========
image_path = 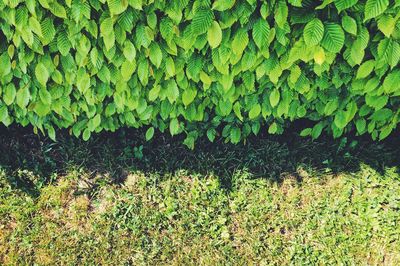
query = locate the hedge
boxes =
[0,0,399,147]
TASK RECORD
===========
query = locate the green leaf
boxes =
[321,23,345,53]
[270,89,280,108]
[34,100,51,117]
[35,63,49,86]
[40,18,56,45]
[50,2,67,18]
[191,7,214,35]
[101,18,115,51]
[324,99,339,115]
[218,100,232,116]
[334,0,358,12]
[148,85,160,102]
[232,28,249,55]
[149,43,163,68]
[334,110,348,129]
[166,79,179,103]
[252,19,270,49]
[57,30,71,56]
[38,0,50,9]
[82,129,91,141]
[47,126,56,141]
[377,15,397,37]
[103,32,115,51]
[16,86,30,109]
[364,77,380,93]
[0,53,11,77]
[356,119,366,133]
[366,95,388,110]
[160,18,174,43]
[207,128,216,142]
[289,0,302,7]
[314,46,326,65]
[386,40,400,68]
[39,87,52,106]
[129,0,142,10]
[207,21,222,49]
[101,18,114,36]
[268,122,278,134]
[350,39,365,65]
[121,60,136,81]
[145,127,155,141]
[230,127,241,144]
[165,57,175,77]
[3,84,16,106]
[212,0,235,11]
[108,0,128,15]
[383,70,400,94]
[90,48,100,69]
[370,108,392,121]
[379,126,392,140]
[169,118,180,136]
[300,128,312,137]
[29,17,43,38]
[312,123,324,139]
[183,134,196,149]
[137,59,149,86]
[233,102,243,121]
[297,106,307,117]
[182,89,197,106]
[249,104,261,119]
[90,114,101,131]
[76,69,91,94]
[21,28,34,47]
[303,19,324,46]
[341,15,357,35]
[275,0,288,28]
[356,60,375,79]
[0,105,9,123]
[364,0,389,21]
[123,41,136,62]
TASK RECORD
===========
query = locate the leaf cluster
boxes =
[0,0,400,146]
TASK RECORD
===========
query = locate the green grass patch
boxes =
[0,128,400,264]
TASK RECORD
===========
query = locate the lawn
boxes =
[0,127,399,265]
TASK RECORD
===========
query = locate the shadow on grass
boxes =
[1,124,399,196]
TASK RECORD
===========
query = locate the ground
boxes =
[0,127,399,265]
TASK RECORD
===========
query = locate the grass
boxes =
[0,126,400,265]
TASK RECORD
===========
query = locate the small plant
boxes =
[122,145,143,160]
[133,145,144,160]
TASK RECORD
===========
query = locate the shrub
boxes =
[0,0,399,147]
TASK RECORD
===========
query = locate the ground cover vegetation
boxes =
[0,1,400,147]
[0,126,400,264]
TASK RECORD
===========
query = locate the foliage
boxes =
[0,0,400,146]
